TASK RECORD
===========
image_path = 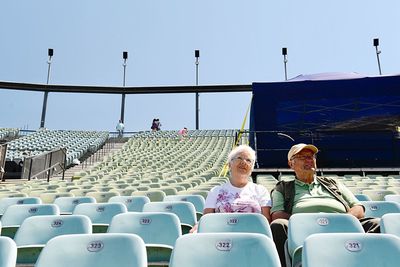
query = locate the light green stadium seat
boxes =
[287,213,364,267]
[0,197,42,217]
[197,213,272,237]
[86,191,120,203]
[73,202,127,233]
[14,215,92,264]
[164,194,205,215]
[302,233,400,267]
[132,190,166,202]
[53,196,96,214]
[384,194,400,203]
[0,236,17,267]
[1,204,60,239]
[40,192,75,204]
[380,213,400,238]
[169,233,280,267]
[34,233,147,267]
[361,201,400,218]
[108,196,150,212]
[143,201,197,234]
[69,189,98,197]
[362,189,398,201]
[108,212,181,265]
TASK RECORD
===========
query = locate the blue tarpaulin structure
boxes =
[250,73,400,168]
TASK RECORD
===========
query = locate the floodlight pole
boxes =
[120,51,128,123]
[195,50,200,130]
[40,48,53,128]
[373,38,382,75]
[282,47,288,81]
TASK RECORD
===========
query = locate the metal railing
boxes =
[22,148,67,181]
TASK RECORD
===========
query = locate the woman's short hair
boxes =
[227,145,256,167]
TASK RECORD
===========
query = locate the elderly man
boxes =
[270,143,380,266]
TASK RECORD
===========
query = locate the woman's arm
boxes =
[189,208,215,233]
[261,206,272,223]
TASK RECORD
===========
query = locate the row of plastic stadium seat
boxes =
[1,212,400,267]
[0,176,228,202]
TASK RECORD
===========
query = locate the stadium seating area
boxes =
[0,128,19,140]
[0,128,399,266]
[5,129,109,166]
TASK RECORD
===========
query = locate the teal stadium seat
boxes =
[302,233,400,267]
[53,196,96,214]
[108,196,150,212]
[14,215,92,264]
[169,233,280,267]
[0,197,42,217]
[1,204,60,239]
[361,201,400,218]
[384,194,400,203]
[143,201,197,234]
[0,236,17,267]
[108,212,181,264]
[286,213,364,267]
[354,194,372,201]
[197,213,272,238]
[34,233,147,267]
[164,194,205,217]
[380,213,400,237]
[73,202,127,233]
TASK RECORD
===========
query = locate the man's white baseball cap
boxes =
[288,143,318,161]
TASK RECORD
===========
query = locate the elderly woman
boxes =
[203,144,271,222]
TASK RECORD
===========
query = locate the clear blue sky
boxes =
[1,1,399,132]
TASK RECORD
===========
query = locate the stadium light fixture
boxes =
[40,48,54,128]
[120,51,128,124]
[373,38,382,75]
[282,47,288,81]
[195,49,200,130]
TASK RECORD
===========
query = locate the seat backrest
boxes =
[53,196,96,214]
[132,190,166,202]
[0,197,42,215]
[384,194,400,203]
[108,196,150,212]
[1,204,60,226]
[197,213,272,238]
[143,201,196,226]
[40,192,75,204]
[0,236,17,267]
[362,190,398,201]
[14,215,92,246]
[108,212,181,247]
[169,233,280,267]
[35,233,147,267]
[86,191,120,203]
[288,213,364,256]
[164,195,205,213]
[380,213,400,237]
[302,233,400,267]
[361,201,400,218]
[354,194,372,201]
[73,203,127,224]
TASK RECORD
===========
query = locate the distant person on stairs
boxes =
[116,119,124,138]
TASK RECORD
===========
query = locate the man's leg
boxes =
[359,217,380,233]
[270,218,289,267]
